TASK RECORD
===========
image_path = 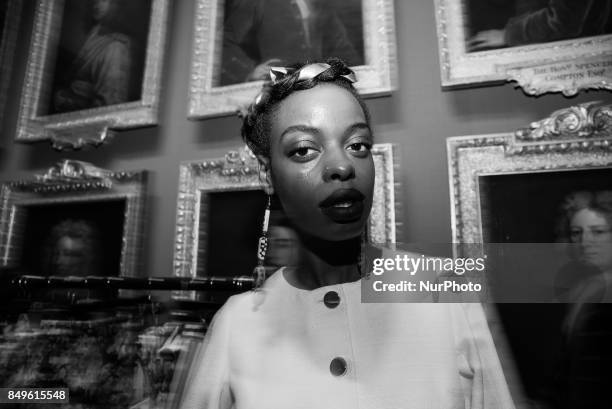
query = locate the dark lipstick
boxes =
[319,188,365,223]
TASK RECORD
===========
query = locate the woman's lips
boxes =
[319,189,365,223]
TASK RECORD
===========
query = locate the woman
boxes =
[180,59,515,409]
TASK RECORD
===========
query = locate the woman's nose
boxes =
[322,151,355,182]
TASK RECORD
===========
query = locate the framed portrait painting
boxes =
[0,160,147,277]
[0,0,22,132]
[172,144,399,299]
[447,101,612,408]
[448,101,612,245]
[434,0,612,95]
[15,0,170,149]
[188,0,398,119]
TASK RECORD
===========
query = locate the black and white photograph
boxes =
[49,0,152,114]
[3,1,612,409]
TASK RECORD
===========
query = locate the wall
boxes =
[1,0,611,277]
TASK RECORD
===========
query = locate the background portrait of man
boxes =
[43,219,102,276]
[465,0,612,52]
[50,0,152,114]
[19,200,126,277]
[551,190,612,409]
[477,168,612,408]
[219,0,364,86]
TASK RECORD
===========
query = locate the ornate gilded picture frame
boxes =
[0,0,22,131]
[447,101,612,408]
[15,0,170,149]
[0,160,147,277]
[173,144,399,297]
[448,101,612,244]
[187,0,398,119]
[434,0,612,95]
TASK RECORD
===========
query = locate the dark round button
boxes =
[323,291,340,308]
[330,357,347,376]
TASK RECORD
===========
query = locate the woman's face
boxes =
[569,208,612,271]
[267,84,374,242]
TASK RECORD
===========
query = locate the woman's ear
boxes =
[257,155,274,195]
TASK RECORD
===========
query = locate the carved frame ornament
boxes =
[447,101,612,245]
[15,0,170,149]
[173,144,400,286]
[0,160,148,276]
[187,0,398,119]
[434,0,612,95]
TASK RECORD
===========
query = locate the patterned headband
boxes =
[269,62,356,85]
[252,63,357,106]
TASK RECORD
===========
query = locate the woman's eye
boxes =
[288,146,318,161]
[294,147,311,156]
[347,142,371,152]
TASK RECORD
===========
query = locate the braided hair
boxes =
[240,58,371,159]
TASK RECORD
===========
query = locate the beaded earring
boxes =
[252,195,271,291]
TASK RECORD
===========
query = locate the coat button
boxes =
[330,357,347,376]
[323,291,340,308]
